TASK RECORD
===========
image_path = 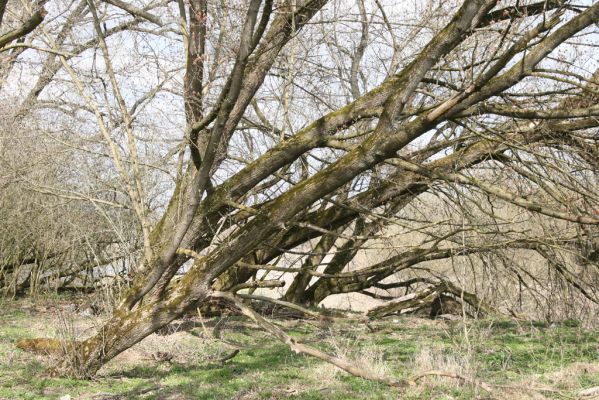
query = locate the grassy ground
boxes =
[0,295,598,399]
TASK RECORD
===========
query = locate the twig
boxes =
[0,43,75,56]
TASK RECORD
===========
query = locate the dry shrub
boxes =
[314,330,391,382]
[309,361,341,383]
[533,363,599,391]
[356,346,392,377]
[51,313,88,378]
[410,345,475,387]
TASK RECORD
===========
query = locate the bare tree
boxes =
[4,0,599,380]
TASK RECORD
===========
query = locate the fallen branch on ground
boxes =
[366,280,496,319]
[210,290,408,388]
[410,370,574,397]
[409,370,493,392]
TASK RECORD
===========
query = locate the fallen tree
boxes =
[366,280,496,319]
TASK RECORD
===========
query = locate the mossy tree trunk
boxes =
[75,0,502,375]
[14,0,599,379]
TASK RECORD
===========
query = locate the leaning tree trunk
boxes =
[17,0,599,378]
[66,281,211,376]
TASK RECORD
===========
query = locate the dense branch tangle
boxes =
[2,0,599,379]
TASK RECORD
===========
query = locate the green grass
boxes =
[0,297,597,399]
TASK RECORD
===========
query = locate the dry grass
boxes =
[2,296,599,399]
[410,345,475,387]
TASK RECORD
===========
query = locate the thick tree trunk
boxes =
[17,0,599,379]
[64,282,210,377]
[283,228,340,303]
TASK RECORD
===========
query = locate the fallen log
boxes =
[366,281,496,319]
[16,338,68,355]
[367,285,443,319]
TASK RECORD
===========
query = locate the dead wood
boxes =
[366,281,496,319]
